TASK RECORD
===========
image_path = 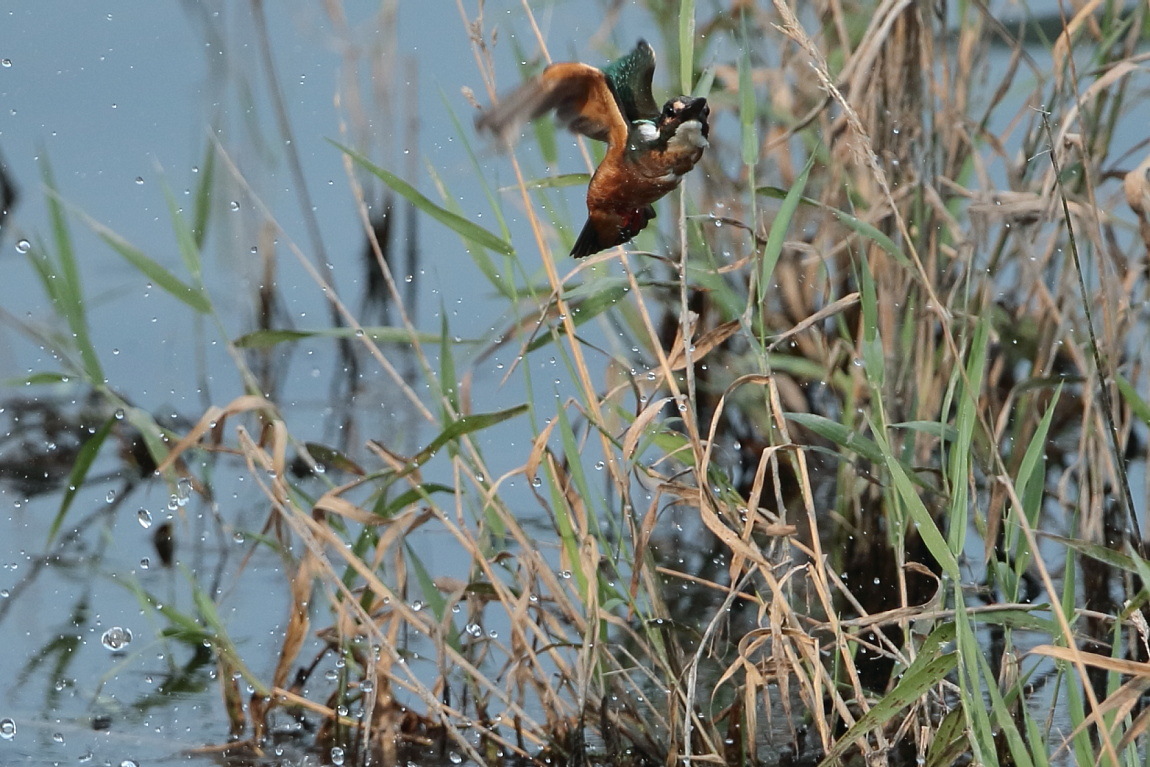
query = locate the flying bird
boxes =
[476,40,709,258]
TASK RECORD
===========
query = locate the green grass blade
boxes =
[825,651,956,760]
[955,591,999,764]
[329,140,514,256]
[48,414,116,545]
[405,541,460,654]
[439,302,460,413]
[858,253,885,390]
[947,314,990,558]
[517,173,590,190]
[755,189,912,268]
[678,0,696,94]
[1115,373,1150,426]
[192,140,216,250]
[91,221,211,314]
[869,414,960,581]
[190,580,270,696]
[524,281,631,353]
[4,372,74,386]
[760,155,815,304]
[163,183,205,282]
[739,14,757,167]
[785,412,925,488]
[233,326,451,349]
[39,160,105,384]
[408,404,529,470]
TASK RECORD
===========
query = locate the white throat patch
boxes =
[670,120,709,150]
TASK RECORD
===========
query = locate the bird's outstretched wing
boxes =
[475,62,628,149]
[602,39,659,124]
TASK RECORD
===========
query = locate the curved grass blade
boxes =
[1116,373,1150,426]
[89,218,211,314]
[756,188,910,268]
[48,414,115,545]
[329,140,514,256]
[760,154,814,303]
[408,404,529,471]
[191,139,216,250]
[39,160,104,384]
[823,631,957,762]
[4,372,74,387]
[525,280,630,354]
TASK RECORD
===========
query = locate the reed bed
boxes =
[4,1,1150,765]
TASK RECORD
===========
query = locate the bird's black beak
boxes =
[658,96,710,140]
[677,96,708,123]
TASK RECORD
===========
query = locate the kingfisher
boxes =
[476,40,709,258]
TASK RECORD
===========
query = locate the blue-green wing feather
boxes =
[603,40,660,123]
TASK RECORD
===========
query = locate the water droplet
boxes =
[0,718,14,740]
[330,747,345,765]
[137,509,153,528]
[15,239,30,254]
[229,200,240,212]
[100,626,133,651]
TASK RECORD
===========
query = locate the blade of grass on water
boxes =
[407,404,529,471]
[191,138,216,250]
[47,415,115,545]
[90,218,212,314]
[233,326,450,349]
[40,159,105,384]
[163,182,206,283]
[190,579,270,697]
[330,140,513,256]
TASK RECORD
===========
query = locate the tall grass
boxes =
[4,1,1149,765]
